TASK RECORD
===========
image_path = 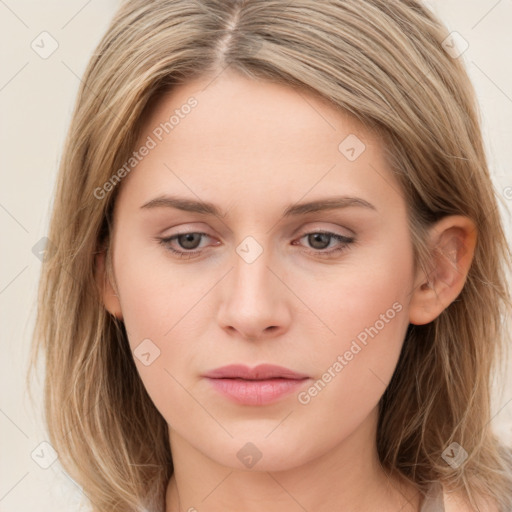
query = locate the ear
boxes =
[409,215,477,325]
[95,249,123,320]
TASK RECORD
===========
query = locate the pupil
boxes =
[310,233,329,249]
[180,233,200,249]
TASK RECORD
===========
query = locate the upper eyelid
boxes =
[161,221,355,238]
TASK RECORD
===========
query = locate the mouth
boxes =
[202,363,309,380]
[202,364,311,405]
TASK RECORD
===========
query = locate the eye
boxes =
[293,231,355,258]
[157,230,355,259]
[158,232,213,259]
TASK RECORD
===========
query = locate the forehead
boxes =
[140,69,372,155]
[115,70,403,218]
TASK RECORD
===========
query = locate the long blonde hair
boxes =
[29,0,512,510]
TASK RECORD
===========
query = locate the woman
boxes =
[30,0,512,510]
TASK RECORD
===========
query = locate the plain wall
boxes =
[1,1,511,510]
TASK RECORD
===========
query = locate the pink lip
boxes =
[203,363,309,380]
[203,364,310,405]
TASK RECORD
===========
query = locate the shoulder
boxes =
[442,486,499,512]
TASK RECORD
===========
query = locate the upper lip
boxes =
[203,364,309,380]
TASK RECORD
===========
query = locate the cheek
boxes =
[113,234,207,344]
[292,275,412,445]
[294,226,414,402]
[112,237,215,412]
[302,224,414,349]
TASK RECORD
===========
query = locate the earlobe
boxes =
[408,215,477,326]
[95,250,123,320]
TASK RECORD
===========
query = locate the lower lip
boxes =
[205,377,309,405]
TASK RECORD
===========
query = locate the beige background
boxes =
[1,1,511,510]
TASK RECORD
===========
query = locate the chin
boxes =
[200,435,316,473]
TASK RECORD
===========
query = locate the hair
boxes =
[28,0,512,510]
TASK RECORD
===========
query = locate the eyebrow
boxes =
[140,194,377,217]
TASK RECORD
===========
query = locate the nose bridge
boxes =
[231,235,276,307]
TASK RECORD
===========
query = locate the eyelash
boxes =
[157,231,355,259]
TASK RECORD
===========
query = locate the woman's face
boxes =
[105,69,418,471]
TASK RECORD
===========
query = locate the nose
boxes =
[216,243,291,342]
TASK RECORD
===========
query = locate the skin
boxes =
[97,68,477,512]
